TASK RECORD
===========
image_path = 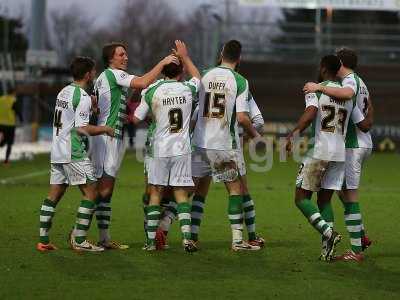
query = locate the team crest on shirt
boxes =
[79,111,89,120]
[120,72,127,79]
[306,93,316,100]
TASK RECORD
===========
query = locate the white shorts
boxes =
[50,158,96,186]
[148,154,194,187]
[90,135,126,178]
[296,157,345,192]
[192,147,240,183]
[237,149,246,176]
[144,156,151,175]
[343,148,372,189]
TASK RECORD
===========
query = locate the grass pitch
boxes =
[0,152,399,299]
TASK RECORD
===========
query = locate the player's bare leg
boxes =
[174,188,197,253]
[37,184,67,252]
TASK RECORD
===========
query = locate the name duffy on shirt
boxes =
[162,96,187,106]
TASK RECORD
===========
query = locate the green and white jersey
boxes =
[342,73,373,149]
[50,84,91,163]
[306,81,364,162]
[192,66,250,150]
[135,78,200,158]
[94,68,135,139]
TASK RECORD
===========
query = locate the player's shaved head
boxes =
[102,42,127,68]
[70,56,95,80]
[221,40,242,63]
[336,47,358,70]
[320,55,342,78]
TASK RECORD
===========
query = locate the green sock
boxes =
[228,195,243,243]
[74,200,96,244]
[177,202,191,241]
[343,202,362,253]
[39,198,57,244]
[95,195,111,242]
[142,193,149,242]
[318,201,334,228]
[191,195,205,241]
[296,198,332,238]
[242,194,257,241]
[146,205,161,246]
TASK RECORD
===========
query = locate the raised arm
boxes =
[131,55,180,89]
[174,40,201,79]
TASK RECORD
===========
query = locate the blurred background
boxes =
[0,0,399,161]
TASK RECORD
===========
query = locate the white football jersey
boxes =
[342,73,372,149]
[135,78,200,158]
[94,68,135,139]
[51,84,91,163]
[248,93,264,131]
[305,81,364,162]
[192,66,250,150]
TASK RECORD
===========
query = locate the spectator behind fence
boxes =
[0,87,23,165]
[125,96,140,148]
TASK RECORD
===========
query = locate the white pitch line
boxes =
[0,170,49,184]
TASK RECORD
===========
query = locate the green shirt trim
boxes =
[344,74,360,148]
[71,85,86,161]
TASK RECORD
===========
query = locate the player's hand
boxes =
[303,82,320,94]
[104,126,115,137]
[161,54,180,66]
[174,40,188,58]
[91,95,100,115]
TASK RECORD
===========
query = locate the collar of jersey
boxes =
[70,83,80,88]
[217,65,233,71]
[162,79,178,83]
[321,80,340,85]
[343,71,354,78]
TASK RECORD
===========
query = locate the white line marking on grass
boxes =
[0,170,49,184]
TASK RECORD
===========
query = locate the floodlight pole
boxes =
[29,0,47,142]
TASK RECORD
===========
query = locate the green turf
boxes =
[0,152,399,299]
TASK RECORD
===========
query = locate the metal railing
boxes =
[226,21,400,64]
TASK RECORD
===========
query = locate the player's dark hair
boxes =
[320,55,342,77]
[336,47,358,70]
[102,42,127,68]
[221,40,242,63]
[70,56,95,80]
[162,61,183,78]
